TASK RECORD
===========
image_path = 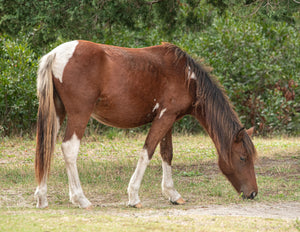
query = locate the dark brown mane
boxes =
[162,43,256,163]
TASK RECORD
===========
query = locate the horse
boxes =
[35,40,258,209]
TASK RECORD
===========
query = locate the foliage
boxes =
[208,0,300,25]
[183,15,299,135]
[0,0,179,51]
[0,0,299,136]
[0,35,38,136]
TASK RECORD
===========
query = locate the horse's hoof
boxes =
[85,205,93,210]
[171,198,185,205]
[132,203,143,208]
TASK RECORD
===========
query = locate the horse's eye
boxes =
[240,156,246,162]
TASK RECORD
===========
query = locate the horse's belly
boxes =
[91,104,155,129]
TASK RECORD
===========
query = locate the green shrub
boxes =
[182,16,299,135]
[0,35,38,136]
[0,2,299,136]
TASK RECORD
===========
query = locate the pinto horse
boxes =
[35,40,258,208]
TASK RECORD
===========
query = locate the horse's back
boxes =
[49,40,192,128]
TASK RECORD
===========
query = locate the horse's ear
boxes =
[235,128,245,143]
[235,127,255,143]
[246,127,255,137]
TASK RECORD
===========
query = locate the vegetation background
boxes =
[0,0,299,136]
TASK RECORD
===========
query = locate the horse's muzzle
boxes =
[242,191,257,200]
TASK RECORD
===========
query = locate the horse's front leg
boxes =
[160,129,185,205]
[127,149,149,208]
[127,113,176,208]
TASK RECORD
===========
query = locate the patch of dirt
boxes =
[2,188,299,220]
[105,202,300,220]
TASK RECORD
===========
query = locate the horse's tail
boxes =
[35,53,57,184]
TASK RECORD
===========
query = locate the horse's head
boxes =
[218,127,258,199]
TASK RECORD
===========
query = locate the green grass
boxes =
[0,210,299,232]
[0,134,299,231]
[0,135,299,205]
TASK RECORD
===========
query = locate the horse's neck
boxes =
[194,109,223,152]
[193,93,241,158]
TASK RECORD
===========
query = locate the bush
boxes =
[182,15,299,135]
[0,35,38,136]
[1,2,299,136]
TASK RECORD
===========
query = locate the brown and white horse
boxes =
[35,40,258,208]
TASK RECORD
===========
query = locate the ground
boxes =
[0,135,299,231]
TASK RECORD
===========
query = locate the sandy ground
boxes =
[101,202,300,220]
[1,191,299,220]
[1,188,299,220]
[128,202,300,220]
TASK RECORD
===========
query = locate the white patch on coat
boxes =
[188,66,197,80]
[127,149,150,206]
[152,103,159,112]
[159,108,167,119]
[48,40,79,83]
[190,72,197,80]
[61,133,91,208]
[161,161,181,202]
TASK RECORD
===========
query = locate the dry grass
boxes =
[0,134,299,206]
[0,134,299,231]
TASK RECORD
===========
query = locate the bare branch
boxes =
[240,0,265,18]
[146,0,162,10]
[146,0,162,6]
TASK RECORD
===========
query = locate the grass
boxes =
[0,210,299,232]
[0,133,299,231]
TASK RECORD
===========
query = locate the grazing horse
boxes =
[35,40,258,208]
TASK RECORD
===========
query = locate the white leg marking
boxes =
[152,103,159,112]
[35,176,48,208]
[159,108,167,119]
[127,149,150,206]
[162,161,181,202]
[45,40,79,83]
[62,133,91,208]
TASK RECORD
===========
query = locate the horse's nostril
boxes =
[241,191,257,200]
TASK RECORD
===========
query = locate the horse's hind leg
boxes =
[61,114,92,208]
[35,92,65,208]
[35,176,48,208]
[160,129,185,205]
